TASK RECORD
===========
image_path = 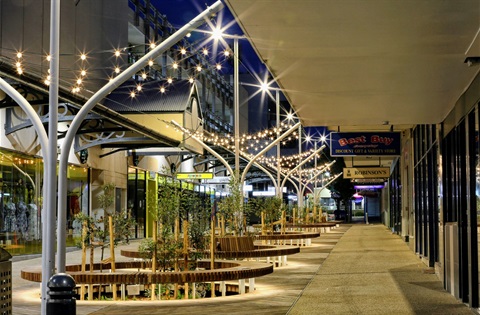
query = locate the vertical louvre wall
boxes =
[413,124,439,267]
[442,112,479,306]
[389,161,401,234]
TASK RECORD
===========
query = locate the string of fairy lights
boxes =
[4,13,336,184]
[6,39,232,96]
[168,119,335,184]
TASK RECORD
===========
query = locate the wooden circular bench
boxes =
[255,231,319,240]
[121,237,300,267]
[21,259,273,284]
[286,222,336,228]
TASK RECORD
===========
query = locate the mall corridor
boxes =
[13,224,475,315]
[288,224,474,315]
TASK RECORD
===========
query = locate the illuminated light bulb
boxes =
[286,113,293,120]
[44,79,50,86]
[172,62,178,69]
[186,33,191,38]
[136,84,142,91]
[306,136,311,142]
[115,66,121,74]
[196,65,202,72]
[47,75,51,81]
[17,68,23,74]
[141,72,147,79]
[167,77,173,84]
[180,48,187,55]
[211,27,223,40]
[80,70,87,76]
[202,48,208,55]
[16,52,22,59]
[48,69,50,73]
[71,87,76,93]
[130,91,136,98]
[224,50,230,57]
[260,82,269,92]
[80,54,87,61]
[75,87,80,93]
[148,60,154,66]
[76,78,82,85]
[108,76,114,82]
[160,86,166,93]
[150,42,156,49]
[114,50,121,57]
[15,62,21,68]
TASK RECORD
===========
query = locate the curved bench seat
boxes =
[285,222,337,228]
[254,231,320,241]
[214,244,300,259]
[21,259,273,285]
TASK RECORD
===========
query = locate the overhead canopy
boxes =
[103,79,201,117]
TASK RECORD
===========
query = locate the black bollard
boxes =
[47,273,76,315]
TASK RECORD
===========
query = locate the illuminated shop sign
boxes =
[344,167,390,179]
[330,132,401,156]
[176,173,214,180]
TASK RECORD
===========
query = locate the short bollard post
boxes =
[47,273,76,315]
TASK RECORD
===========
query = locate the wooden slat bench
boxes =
[213,236,300,267]
[21,259,273,300]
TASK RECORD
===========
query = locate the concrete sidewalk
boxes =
[288,224,475,315]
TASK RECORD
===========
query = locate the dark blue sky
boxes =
[150,0,267,77]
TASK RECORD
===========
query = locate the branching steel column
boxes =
[234,37,240,180]
[56,0,224,272]
[301,160,336,196]
[280,145,326,195]
[171,120,233,176]
[43,0,60,314]
[240,122,301,185]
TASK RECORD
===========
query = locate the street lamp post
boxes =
[234,37,240,181]
[276,91,281,197]
[298,125,303,210]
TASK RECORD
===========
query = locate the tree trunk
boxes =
[151,220,157,301]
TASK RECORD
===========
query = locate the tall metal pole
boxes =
[56,0,224,272]
[314,141,318,210]
[234,37,240,180]
[43,0,60,313]
[276,91,281,197]
[298,125,302,209]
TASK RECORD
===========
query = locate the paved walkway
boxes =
[288,224,475,315]
[11,224,475,314]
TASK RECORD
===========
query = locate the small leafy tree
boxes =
[113,209,136,244]
[97,183,115,264]
[185,191,211,266]
[247,196,283,234]
[217,176,243,235]
[154,175,183,272]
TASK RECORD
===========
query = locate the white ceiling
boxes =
[225,0,480,130]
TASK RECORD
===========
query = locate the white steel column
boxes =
[56,0,224,272]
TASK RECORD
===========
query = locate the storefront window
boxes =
[0,149,89,255]
[0,151,42,254]
[66,165,89,243]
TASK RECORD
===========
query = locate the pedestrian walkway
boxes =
[288,224,474,315]
[11,224,474,314]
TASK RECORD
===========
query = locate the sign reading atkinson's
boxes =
[343,167,390,179]
[330,132,401,156]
